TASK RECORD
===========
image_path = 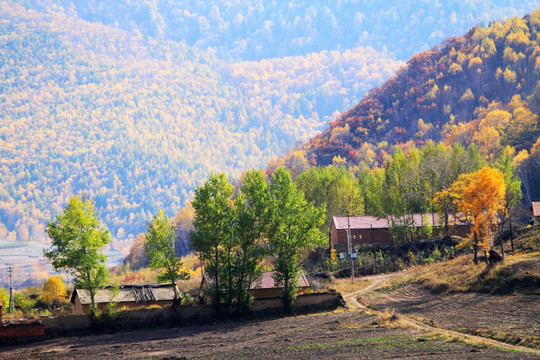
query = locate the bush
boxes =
[14,294,35,312]
[182,293,194,306]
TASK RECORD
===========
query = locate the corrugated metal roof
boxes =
[250,271,309,289]
[533,202,540,217]
[332,213,468,230]
[71,284,178,305]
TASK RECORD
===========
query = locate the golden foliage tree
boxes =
[433,172,469,234]
[41,276,67,305]
[458,166,506,264]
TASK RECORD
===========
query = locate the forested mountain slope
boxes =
[0,3,401,253]
[301,12,540,173]
[2,1,540,260]
[19,0,540,61]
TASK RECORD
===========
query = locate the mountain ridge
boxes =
[299,13,540,169]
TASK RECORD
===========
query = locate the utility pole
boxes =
[371,224,377,274]
[347,214,354,281]
[7,266,14,314]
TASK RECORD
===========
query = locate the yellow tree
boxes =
[433,175,468,235]
[459,166,506,264]
[41,276,67,307]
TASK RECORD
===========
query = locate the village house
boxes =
[70,284,179,315]
[330,214,470,253]
[199,271,310,303]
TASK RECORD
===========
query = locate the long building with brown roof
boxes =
[330,214,470,253]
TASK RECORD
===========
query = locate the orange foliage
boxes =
[459,166,506,252]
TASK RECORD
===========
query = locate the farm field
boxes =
[362,283,540,349]
[0,309,535,360]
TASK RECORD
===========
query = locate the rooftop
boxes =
[70,284,178,305]
[332,213,469,230]
[250,271,310,290]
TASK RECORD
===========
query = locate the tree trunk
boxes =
[214,247,221,314]
[90,290,96,317]
[172,281,180,308]
[444,212,449,236]
[500,236,505,263]
[283,271,292,313]
[510,218,514,253]
[473,232,478,265]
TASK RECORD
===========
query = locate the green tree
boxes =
[383,148,416,241]
[358,167,385,217]
[268,168,325,312]
[44,196,110,315]
[145,209,190,305]
[191,173,234,313]
[0,287,9,309]
[296,166,363,231]
[230,170,271,315]
[192,171,271,316]
[496,147,522,254]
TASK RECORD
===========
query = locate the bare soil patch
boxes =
[0,310,535,359]
[362,283,540,349]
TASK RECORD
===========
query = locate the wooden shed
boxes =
[70,284,179,314]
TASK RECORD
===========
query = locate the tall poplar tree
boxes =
[191,173,234,312]
[268,168,325,312]
[230,170,271,315]
[44,196,110,315]
[145,209,190,305]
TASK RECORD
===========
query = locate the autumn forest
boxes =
[1,1,539,267]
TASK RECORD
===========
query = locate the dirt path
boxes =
[341,273,540,356]
[343,273,400,309]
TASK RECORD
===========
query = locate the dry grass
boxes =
[177,275,202,292]
[332,277,375,295]
[370,308,409,329]
[384,251,540,295]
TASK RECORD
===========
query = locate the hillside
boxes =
[0,3,401,253]
[2,2,540,260]
[356,225,540,349]
[21,0,540,61]
[299,12,540,190]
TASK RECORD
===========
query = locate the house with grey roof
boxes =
[70,284,179,314]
